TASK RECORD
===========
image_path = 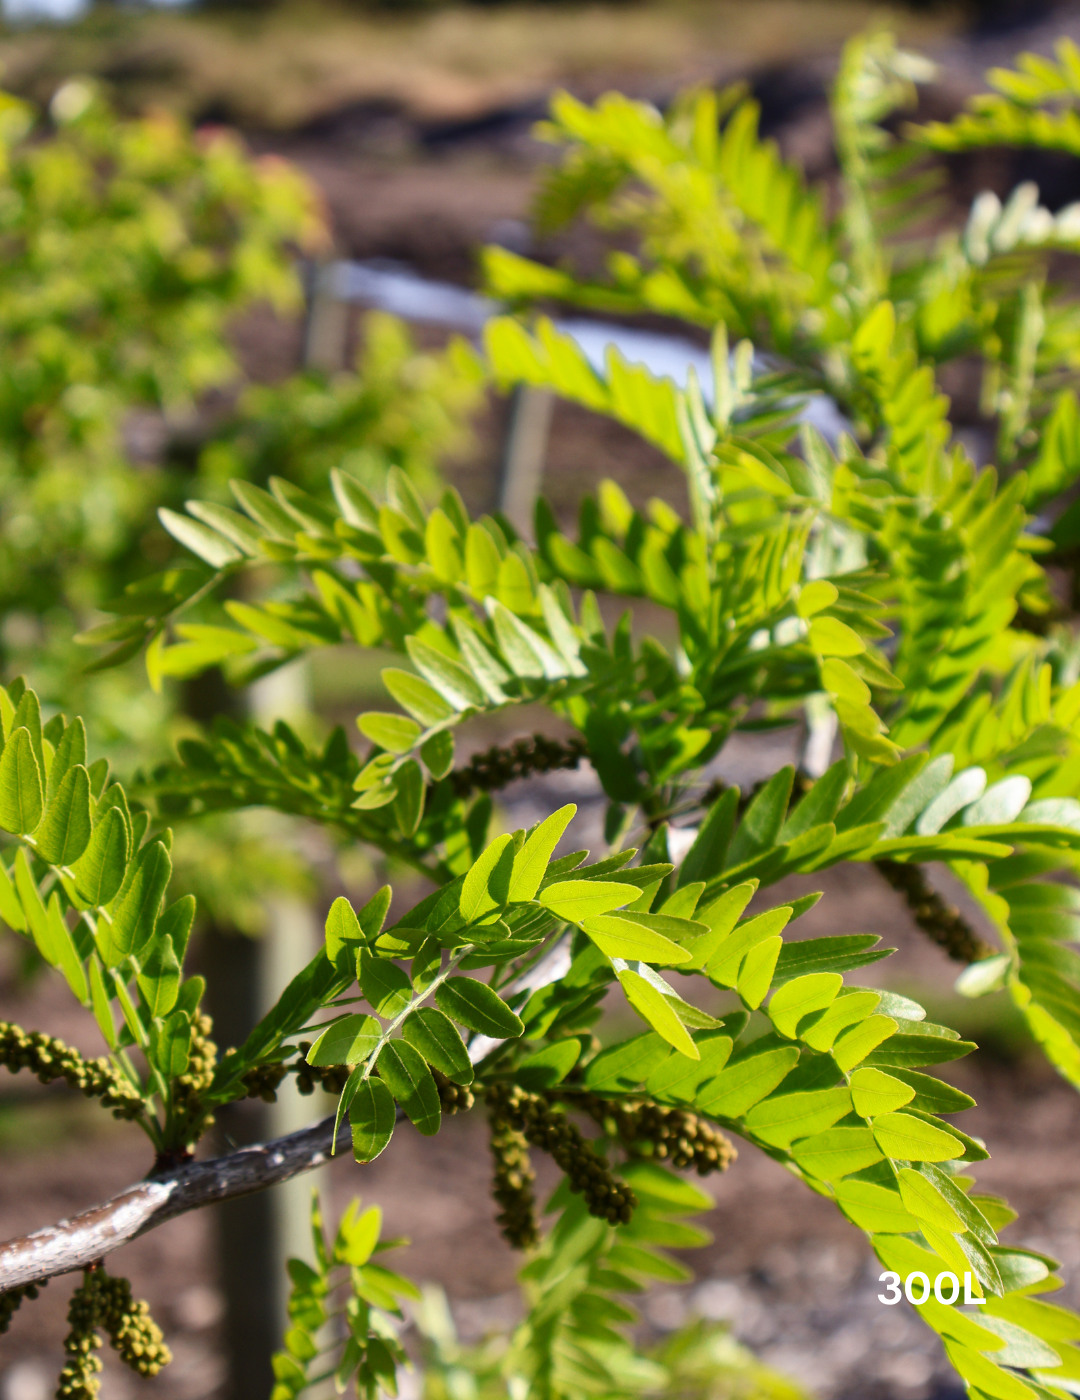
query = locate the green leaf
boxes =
[683,881,757,969]
[453,623,511,703]
[849,1066,915,1117]
[646,1030,732,1103]
[619,1159,714,1212]
[539,879,640,921]
[356,713,422,754]
[582,1031,670,1091]
[150,1010,192,1080]
[780,761,849,839]
[377,1039,441,1135]
[726,769,795,871]
[421,730,455,780]
[308,1014,382,1067]
[46,718,87,807]
[809,615,865,657]
[707,906,792,988]
[45,893,88,1005]
[940,1341,1033,1400]
[832,1014,898,1071]
[406,636,487,710]
[515,1040,581,1090]
[737,936,782,1009]
[878,754,953,839]
[791,1125,884,1180]
[36,765,92,867]
[136,934,181,1018]
[696,1045,800,1118]
[872,1111,964,1162]
[156,895,196,965]
[800,989,881,1051]
[359,950,413,1018]
[836,1180,920,1233]
[915,766,987,835]
[896,1167,966,1232]
[678,788,739,887]
[0,858,25,933]
[436,976,524,1038]
[14,848,50,956]
[382,669,456,726]
[768,972,843,1038]
[862,1032,976,1068]
[581,913,692,965]
[350,1077,397,1163]
[159,508,243,568]
[185,499,264,555]
[509,803,577,902]
[358,886,393,940]
[108,840,172,962]
[489,601,552,678]
[335,1201,384,1268]
[0,728,43,835]
[425,507,463,583]
[744,1085,853,1149]
[88,956,117,1051]
[401,1008,474,1084]
[619,968,698,1058]
[772,933,889,982]
[886,1067,975,1113]
[460,833,514,922]
[73,806,130,910]
[391,759,425,837]
[325,896,364,969]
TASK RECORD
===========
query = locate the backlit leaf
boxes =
[0,728,42,836]
[350,1077,396,1163]
[377,1039,441,1135]
[402,1008,474,1084]
[308,1014,382,1067]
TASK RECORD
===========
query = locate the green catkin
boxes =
[56,1273,105,1400]
[875,859,994,964]
[0,1281,43,1335]
[172,1012,218,1141]
[432,1067,474,1115]
[487,1084,636,1230]
[0,1023,142,1120]
[447,735,588,798]
[236,1044,352,1104]
[487,1105,539,1250]
[55,1268,172,1398]
[97,1274,171,1378]
[580,1093,737,1176]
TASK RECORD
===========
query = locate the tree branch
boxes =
[0,1114,338,1292]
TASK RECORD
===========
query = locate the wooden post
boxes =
[205,660,324,1400]
[497,385,553,535]
[302,261,349,375]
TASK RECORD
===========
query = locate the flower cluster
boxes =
[172,1013,219,1142]
[447,734,588,798]
[56,1268,170,1400]
[432,1067,474,1115]
[0,1022,142,1120]
[875,859,994,964]
[0,1281,43,1336]
[487,1083,636,1230]
[487,1108,539,1250]
[580,1093,736,1175]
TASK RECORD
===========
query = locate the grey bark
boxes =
[0,1114,338,1293]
